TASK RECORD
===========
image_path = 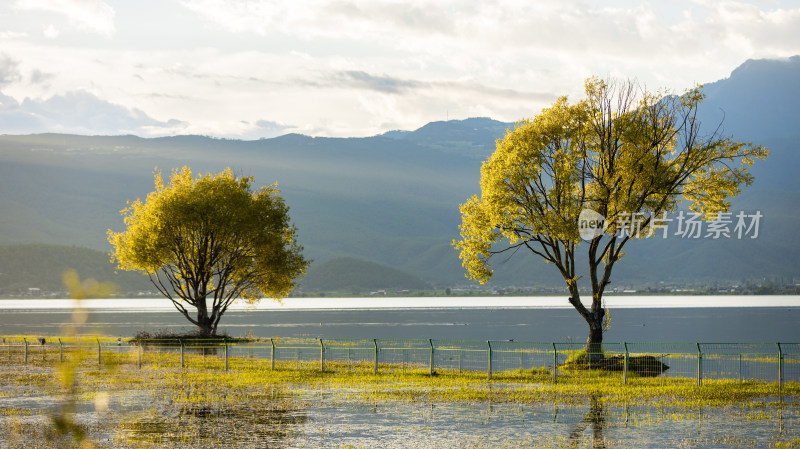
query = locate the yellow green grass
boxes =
[3,344,797,406]
[2,336,799,448]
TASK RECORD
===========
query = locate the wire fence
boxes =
[1,336,797,388]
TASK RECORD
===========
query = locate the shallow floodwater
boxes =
[296,395,800,448]
[3,383,797,448]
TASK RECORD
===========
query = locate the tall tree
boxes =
[108,166,309,337]
[454,78,767,360]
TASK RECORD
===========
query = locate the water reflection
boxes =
[568,396,605,448]
[120,387,308,447]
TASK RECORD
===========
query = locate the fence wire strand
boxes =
[0,337,797,386]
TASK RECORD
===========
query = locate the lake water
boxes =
[1,296,798,342]
[2,296,799,448]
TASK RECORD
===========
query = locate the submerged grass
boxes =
[1,340,798,448]
[3,343,798,404]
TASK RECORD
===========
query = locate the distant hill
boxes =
[384,117,512,159]
[700,56,800,142]
[698,55,800,192]
[0,56,798,293]
[0,244,152,296]
[299,257,432,294]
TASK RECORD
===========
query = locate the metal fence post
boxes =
[623,342,629,385]
[13,335,797,385]
[738,353,742,384]
[778,343,783,391]
[373,339,379,375]
[319,339,325,372]
[696,342,703,386]
[429,339,435,376]
[552,342,557,384]
[270,338,275,370]
[487,341,493,380]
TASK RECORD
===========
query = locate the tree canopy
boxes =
[108,166,309,336]
[454,78,768,356]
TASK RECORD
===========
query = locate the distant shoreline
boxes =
[1,295,799,311]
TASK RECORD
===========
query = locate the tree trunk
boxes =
[567,291,605,364]
[584,292,606,364]
[195,298,216,337]
[585,320,604,364]
[197,319,215,337]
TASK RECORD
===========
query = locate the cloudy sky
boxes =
[0,0,798,138]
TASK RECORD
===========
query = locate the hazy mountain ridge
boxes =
[0,57,798,292]
[300,257,432,294]
[699,55,800,142]
[0,243,152,295]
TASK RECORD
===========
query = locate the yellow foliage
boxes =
[454,77,768,285]
[107,166,309,333]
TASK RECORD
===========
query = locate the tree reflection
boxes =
[122,388,307,447]
[569,395,605,448]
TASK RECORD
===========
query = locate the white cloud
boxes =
[29,69,54,85]
[174,1,800,98]
[14,0,115,37]
[0,54,22,87]
[0,89,183,136]
[177,0,285,35]
[0,31,28,39]
[232,119,297,140]
[0,0,797,137]
[43,24,59,39]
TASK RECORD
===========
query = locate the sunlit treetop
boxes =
[108,166,309,335]
[456,76,767,283]
[454,77,767,355]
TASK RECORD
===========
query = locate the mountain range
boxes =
[0,56,798,295]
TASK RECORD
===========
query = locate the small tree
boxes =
[454,78,767,359]
[108,166,309,337]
